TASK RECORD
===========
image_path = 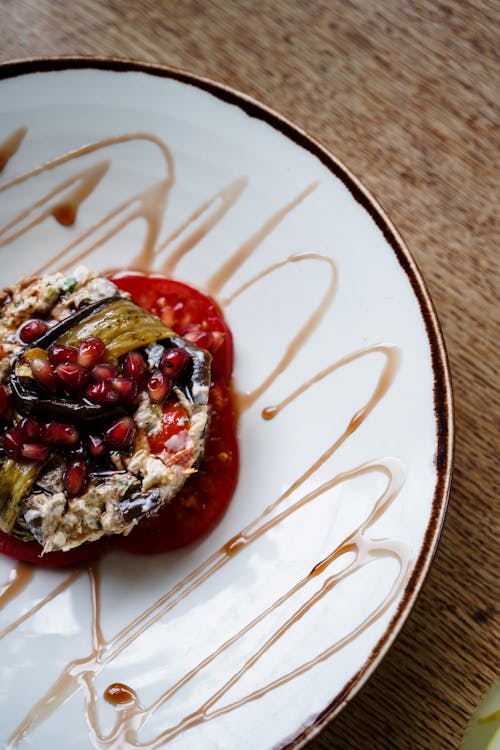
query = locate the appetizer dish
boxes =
[0,267,238,566]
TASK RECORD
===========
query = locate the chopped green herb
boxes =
[62,276,77,294]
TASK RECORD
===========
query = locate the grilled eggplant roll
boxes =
[0,268,210,553]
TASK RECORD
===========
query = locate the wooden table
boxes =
[1,2,498,748]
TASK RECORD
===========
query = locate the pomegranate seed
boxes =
[88,434,105,457]
[0,384,9,417]
[30,357,57,391]
[64,459,89,495]
[21,443,49,461]
[182,327,224,354]
[104,416,136,451]
[147,370,170,403]
[110,377,137,402]
[2,428,23,459]
[56,362,90,390]
[122,351,148,385]
[161,348,189,379]
[17,418,43,442]
[85,381,120,405]
[43,422,79,446]
[48,343,79,365]
[18,319,49,344]
[78,337,106,368]
[181,326,210,348]
[91,363,118,382]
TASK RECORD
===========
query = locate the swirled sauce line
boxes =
[0,161,110,247]
[0,561,34,609]
[207,181,318,294]
[143,485,410,749]
[156,177,248,275]
[222,252,338,412]
[87,346,399,669]
[0,569,82,641]
[0,132,174,276]
[0,132,173,193]
[10,460,410,749]
[55,179,170,275]
[0,127,27,172]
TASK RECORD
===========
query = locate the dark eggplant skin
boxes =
[9,296,211,427]
[10,297,124,425]
[119,488,163,522]
[168,335,211,405]
[10,377,127,426]
[21,296,121,350]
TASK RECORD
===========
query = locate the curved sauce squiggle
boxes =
[0,561,34,610]
[0,133,174,275]
[0,128,411,749]
[224,252,338,412]
[0,127,27,172]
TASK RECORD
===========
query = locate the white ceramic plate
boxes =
[0,59,453,750]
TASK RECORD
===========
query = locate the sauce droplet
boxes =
[51,202,76,226]
[103,682,136,706]
[261,405,277,420]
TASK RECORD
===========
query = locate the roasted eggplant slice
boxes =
[10,297,211,426]
[0,458,40,533]
[0,269,212,554]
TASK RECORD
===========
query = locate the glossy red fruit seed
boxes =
[48,343,79,365]
[0,385,9,417]
[64,459,89,495]
[122,351,148,384]
[85,381,120,405]
[17,418,43,442]
[30,357,58,391]
[88,434,105,457]
[182,327,224,354]
[21,443,49,461]
[2,428,23,459]
[110,377,137,402]
[18,319,49,344]
[78,337,106,368]
[161,348,189,379]
[147,370,169,403]
[104,416,136,450]
[91,363,118,382]
[56,363,90,390]
[43,422,79,446]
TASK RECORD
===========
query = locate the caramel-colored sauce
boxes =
[207,181,318,295]
[0,569,81,641]
[0,561,34,610]
[0,126,411,749]
[157,177,248,275]
[0,127,27,172]
[224,252,337,412]
[104,683,137,706]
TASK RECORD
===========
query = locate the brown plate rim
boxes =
[0,55,454,750]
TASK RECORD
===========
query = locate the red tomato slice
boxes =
[0,274,238,565]
[111,274,233,381]
[113,274,239,554]
[0,531,113,567]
